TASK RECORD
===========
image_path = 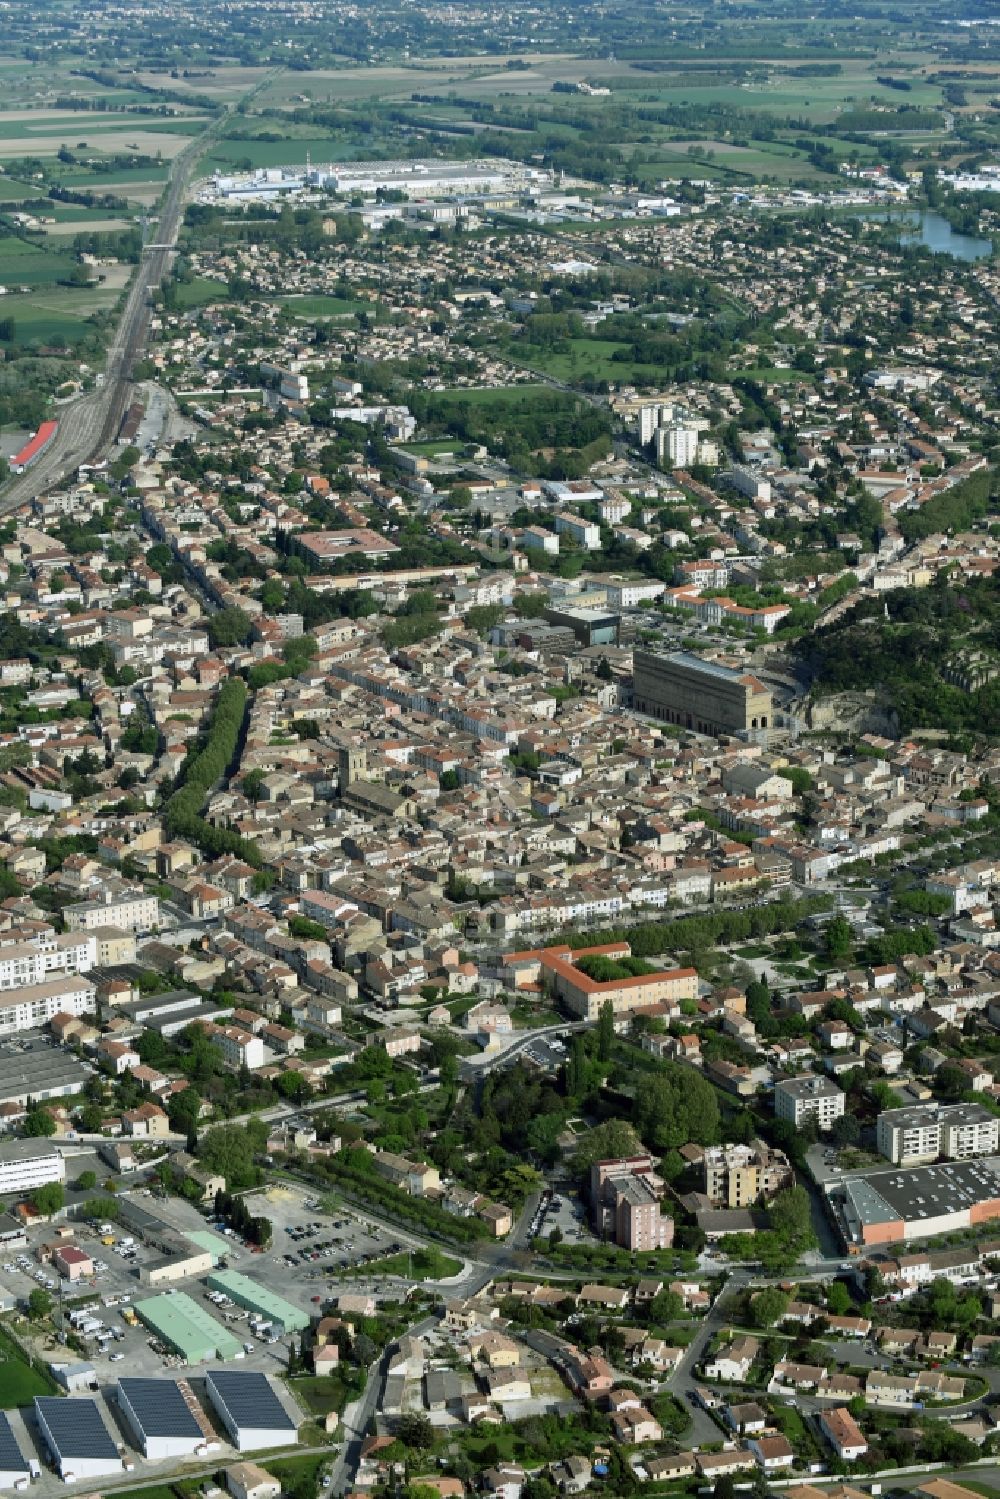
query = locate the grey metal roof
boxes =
[0,1412,28,1476]
[118,1379,203,1440]
[666,651,744,682]
[206,1372,295,1433]
[35,1397,119,1460]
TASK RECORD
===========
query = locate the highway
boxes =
[0,106,236,514]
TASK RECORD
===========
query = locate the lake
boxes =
[898,210,993,261]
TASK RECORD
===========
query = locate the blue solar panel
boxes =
[207,1372,294,1433]
[0,1412,27,1476]
[118,1379,202,1439]
[35,1398,119,1460]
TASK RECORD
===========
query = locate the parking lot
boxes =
[242,1183,420,1292]
[529,1185,598,1247]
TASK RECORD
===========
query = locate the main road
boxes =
[0,99,244,513]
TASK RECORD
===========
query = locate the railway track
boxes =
[0,117,222,514]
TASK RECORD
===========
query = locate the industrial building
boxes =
[140,1243,217,1288]
[0,1040,91,1109]
[632,649,772,738]
[0,1140,65,1198]
[34,1396,123,1481]
[317,159,514,198]
[205,1269,309,1336]
[832,1160,1000,1247]
[116,1378,208,1460]
[204,1371,298,1452]
[135,1291,242,1363]
[0,1412,29,1488]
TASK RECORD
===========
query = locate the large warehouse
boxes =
[135,1291,242,1363]
[831,1160,1000,1247]
[116,1378,208,1460]
[205,1270,309,1336]
[204,1371,298,1452]
[34,1396,123,1481]
[0,1412,29,1488]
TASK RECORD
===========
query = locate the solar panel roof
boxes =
[0,1412,28,1475]
[118,1379,203,1439]
[35,1397,119,1459]
[207,1372,295,1432]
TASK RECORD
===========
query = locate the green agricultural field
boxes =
[0,236,78,287]
[2,287,117,347]
[276,293,367,318]
[201,136,351,171]
[0,176,43,201]
[49,164,169,188]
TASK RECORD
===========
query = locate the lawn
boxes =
[267,1453,327,1485]
[0,1326,58,1407]
[107,1488,180,1499]
[730,366,812,383]
[172,276,230,308]
[398,438,464,457]
[350,1247,462,1281]
[288,1372,359,1418]
[276,294,367,318]
[510,336,662,385]
[432,382,559,408]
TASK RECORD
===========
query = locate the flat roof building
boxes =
[833,1160,1000,1247]
[0,1139,65,1198]
[774,1074,845,1131]
[205,1270,309,1335]
[34,1396,123,1481]
[633,649,772,738]
[117,1378,207,1460]
[204,1371,298,1452]
[876,1102,999,1166]
[135,1291,242,1363]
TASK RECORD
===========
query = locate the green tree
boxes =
[27,1288,52,1320]
[597,999,614,1062]
[207,607,252,649]
[750,1287,789,1328]
[634,1063,720,1150]
[33,1182,64,1216]
[826,1280,852,1317]
[76,1170,97,1191]
[397,1412,435,1450]
[23,1107,56,1137]
[571,1118,643,1172]
[824,914,853,961]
